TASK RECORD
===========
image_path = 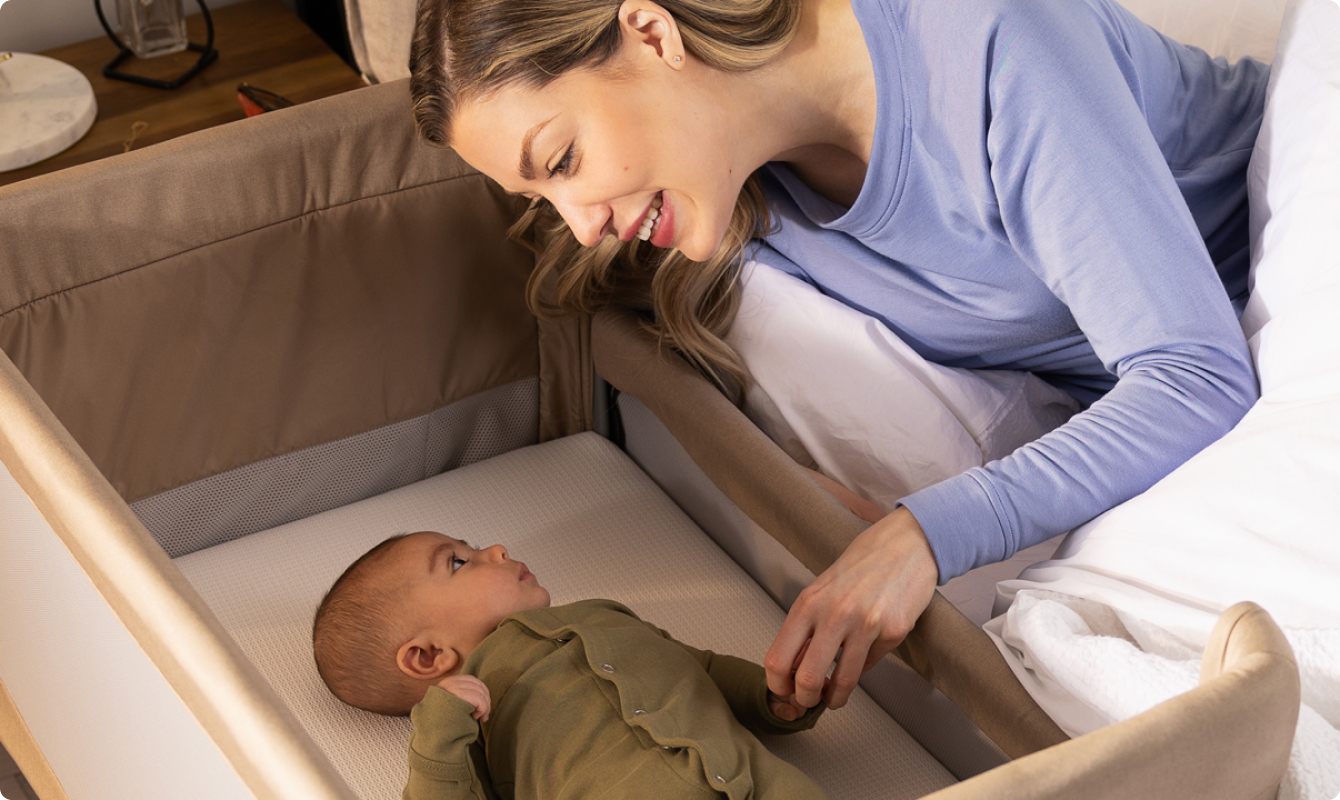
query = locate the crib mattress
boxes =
[174,432,956,800]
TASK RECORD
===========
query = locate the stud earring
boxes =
[674,56,682,62]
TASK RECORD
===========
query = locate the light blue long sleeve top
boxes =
[748,0,1268,581]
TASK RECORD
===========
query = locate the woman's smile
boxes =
[622,192,673,247]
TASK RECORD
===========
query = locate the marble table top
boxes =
[0,52,98,173]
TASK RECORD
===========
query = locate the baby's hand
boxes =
[436,675,491,722]
[766,690,812,722]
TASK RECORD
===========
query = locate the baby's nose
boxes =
[481,544,509,562]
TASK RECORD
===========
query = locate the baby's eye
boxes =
[450,555,467,573]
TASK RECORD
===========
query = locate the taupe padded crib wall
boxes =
[0,80,590,514]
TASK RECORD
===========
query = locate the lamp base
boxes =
[0,53,99,173]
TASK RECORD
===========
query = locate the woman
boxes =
[408,0,1266,716]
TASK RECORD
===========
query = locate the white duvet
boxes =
[986,1,1340,797]
[987,389,1340,799]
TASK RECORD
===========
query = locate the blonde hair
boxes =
[313,535,427,716]
[409,0,800,392]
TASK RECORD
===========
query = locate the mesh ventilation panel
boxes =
[135,379,538,557]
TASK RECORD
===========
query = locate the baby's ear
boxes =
[396,635,460,681]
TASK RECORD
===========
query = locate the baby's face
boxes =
[389,532,551,654]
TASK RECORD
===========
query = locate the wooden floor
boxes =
[0,743,38,800]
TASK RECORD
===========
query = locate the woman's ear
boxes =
[396,635,461,681]
[618,0,686,69]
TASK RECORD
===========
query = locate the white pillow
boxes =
[1240,0,1340,399]
[344,0,414,83]
[727,261,1079,514]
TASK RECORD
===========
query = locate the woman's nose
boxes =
[552,197,611,247]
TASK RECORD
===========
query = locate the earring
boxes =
[674,56,682,62]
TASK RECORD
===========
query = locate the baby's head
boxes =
[312,531,551,715]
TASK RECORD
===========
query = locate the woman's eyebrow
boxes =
[518,115,559,181]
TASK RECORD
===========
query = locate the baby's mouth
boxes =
[636,193,664,242]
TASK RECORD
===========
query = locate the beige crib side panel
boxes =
[0,80,552,504]
[0,676,67,800]
[0,351,357,800]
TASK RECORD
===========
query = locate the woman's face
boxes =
[450,44,748,262]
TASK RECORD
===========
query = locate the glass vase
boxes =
[116,0,189,59]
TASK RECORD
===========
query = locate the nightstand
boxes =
[0,0,367,187]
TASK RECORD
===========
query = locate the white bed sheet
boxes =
[729,260,1079,517]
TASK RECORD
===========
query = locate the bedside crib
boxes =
[0,75,1298,800]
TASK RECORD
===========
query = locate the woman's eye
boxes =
[548,145,574,178]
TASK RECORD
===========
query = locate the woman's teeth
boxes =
[637,194,664,242]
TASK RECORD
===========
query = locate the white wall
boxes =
[0,0,293,54]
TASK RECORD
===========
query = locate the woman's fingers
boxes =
[768,507,939,709]
[791,622,850,709]
[825,631,877,708]
[764,618,813,698]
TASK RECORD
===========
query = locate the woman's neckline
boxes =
[768,0,908,237]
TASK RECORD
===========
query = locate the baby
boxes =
[312,531,831,799]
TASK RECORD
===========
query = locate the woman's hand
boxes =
[437,674,491,721]
[764,506,939,710]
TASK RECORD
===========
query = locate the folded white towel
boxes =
[989,590,1340,800]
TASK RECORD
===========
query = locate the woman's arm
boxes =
[765,0,1259,706]
[901,0,1259,580]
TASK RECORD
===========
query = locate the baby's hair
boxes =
[312,534,430,716]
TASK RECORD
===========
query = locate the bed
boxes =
[0,1,1308,799]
